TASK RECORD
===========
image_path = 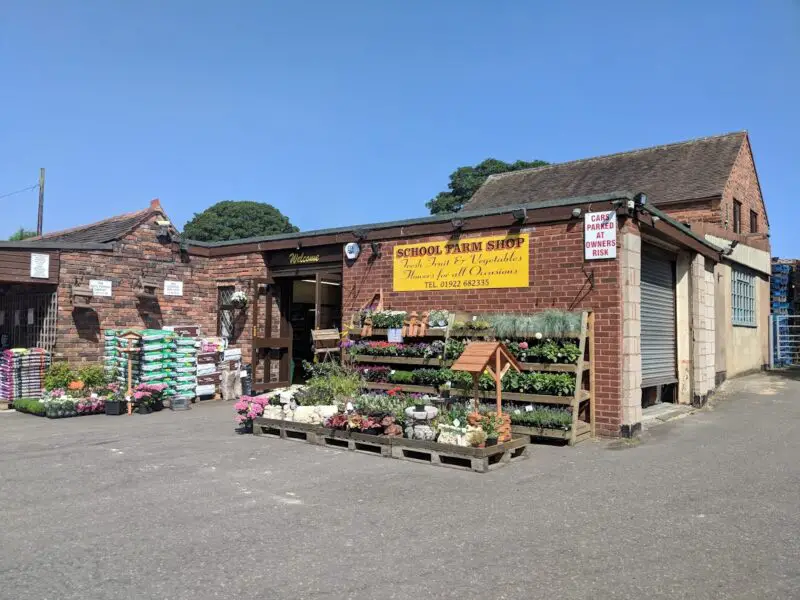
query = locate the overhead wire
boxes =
[0,183,39,200]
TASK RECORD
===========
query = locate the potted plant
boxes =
[233,395,269,433]
[413,398,426,412]
[105,392,127,416]
[466,428,487,448]
[359,416,383,436]
[230,290,248,309]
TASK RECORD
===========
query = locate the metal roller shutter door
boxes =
[641,248,677,387]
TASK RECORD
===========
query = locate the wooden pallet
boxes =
[251,418,528,473]
[390,436,528,473]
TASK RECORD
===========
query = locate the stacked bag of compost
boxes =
[172,334,199,403]
[139,329,176,396]
[0,348,51,402]
[103,329,142,389]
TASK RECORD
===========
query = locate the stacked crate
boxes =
[771,262,793,366]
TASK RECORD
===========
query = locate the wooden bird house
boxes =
[451,341,522,414]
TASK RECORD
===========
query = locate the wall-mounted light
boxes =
[451,218,465,231]
[652,215,661,224]
[634,192,647,206]
[571,207,582,218]
[295,240,303,250]
[370,241,382,260]
[512,208,527,222]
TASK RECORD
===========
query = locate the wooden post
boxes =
[126,338,134,416]
[588,312,596,438]
[569,311,589,445]
[37,168,45,236]
[314,272,321,330]
[472,373,480,413]
[495,347,502,414]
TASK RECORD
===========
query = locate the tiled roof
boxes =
[33,200,162,243]
[466,132,747,211]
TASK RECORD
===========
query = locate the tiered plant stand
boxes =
[509,311,594,446]
[347,310,595,446]
[252,417,528,473]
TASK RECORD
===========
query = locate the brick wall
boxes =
[56,215,266,364]
[722,136,769,240]
[342,223,624,437]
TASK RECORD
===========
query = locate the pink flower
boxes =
[234,400,248,411]
[519,342,529,350]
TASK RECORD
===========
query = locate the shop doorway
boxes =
[641,245,678,408]
[286,275,342,382]
[252,244,345,391]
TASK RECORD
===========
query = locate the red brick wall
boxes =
[663,200,720,228]
[56,215,266,364]
[722,136,769,241]
[342,223,624,437]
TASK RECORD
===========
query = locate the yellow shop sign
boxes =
[393,234,530,292]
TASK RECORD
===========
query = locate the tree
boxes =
[426,158,549,214]
[8,227,37,241]
[183,201,299,242]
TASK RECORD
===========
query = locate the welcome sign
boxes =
[393,234,530,292]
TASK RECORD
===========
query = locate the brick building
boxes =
[0,132,771,437]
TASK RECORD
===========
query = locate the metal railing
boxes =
[770,314,800,367]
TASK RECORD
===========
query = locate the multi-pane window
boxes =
[732,199,742,234]
[732,268,756,327]
[218,286,235,339]
[750,210,758,233]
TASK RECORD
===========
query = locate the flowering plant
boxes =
[231,290,248,308]
[358,416,383,432]
[324,413,348,430]
[133,383,167,406]
[234,395,270,426]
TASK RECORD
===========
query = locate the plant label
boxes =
[525,405,533,412]
[387,328,403,343]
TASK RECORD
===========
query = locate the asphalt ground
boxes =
[1,371,798,599]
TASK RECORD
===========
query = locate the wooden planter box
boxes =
[352,355,450,367]
[511,420,591,445]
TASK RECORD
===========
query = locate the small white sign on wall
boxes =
[30,253,50,279]
[164,280,184,296]
[89,280,113,297]
[584,211,618,260]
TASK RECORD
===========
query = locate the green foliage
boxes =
[13,398,45,416]
[481,311,582,339]
[411,368,440,386]
[8,227,37,241]
[355,393,416,425]
[437,368,473,389]
[443,338,465,360]
[370,311,406,329]
[300,362,363,406]
[426,158,549,214]
[477,371,576,396]
[388,370,414,384]
[44,363,76,391]
[509,406,572,430]
[182,200,298,242]
[77,365,107,389]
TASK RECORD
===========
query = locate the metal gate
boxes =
[0,290,58,351]
[771,314,800,367]
[641,247,677,387]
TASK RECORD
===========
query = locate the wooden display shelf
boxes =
[518,361,590,373]
[361,381,466,395]
[511,420,591,445]
[362,382,587,406]
[352,355,451,367]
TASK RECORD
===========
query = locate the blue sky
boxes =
[1,1,798,255]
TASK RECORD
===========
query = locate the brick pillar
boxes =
[690,254,716,406]
[620,230,642,437]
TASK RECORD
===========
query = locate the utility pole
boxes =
[37,168,45,236]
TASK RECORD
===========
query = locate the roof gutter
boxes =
[0,242,115,251]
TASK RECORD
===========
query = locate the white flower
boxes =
[535,332,543,340]
[453,419,460,427]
